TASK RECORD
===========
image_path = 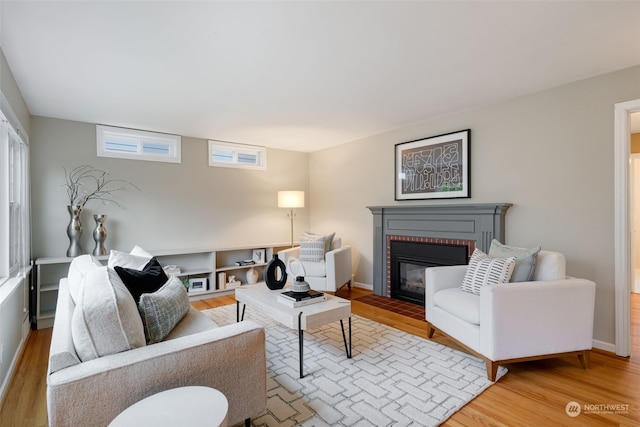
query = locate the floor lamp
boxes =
[278,191,305,247]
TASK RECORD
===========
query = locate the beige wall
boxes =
[30,117,310,257]
[309,65,640,347]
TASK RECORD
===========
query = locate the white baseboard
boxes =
[592,339,616,354]
[0,326,28,407]
[352,281,372,291]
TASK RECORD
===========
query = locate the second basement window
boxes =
[208,140,266,170]
[97,125,181,163]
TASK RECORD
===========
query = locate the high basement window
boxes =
[208,140,266,170]
[97,125,181,163]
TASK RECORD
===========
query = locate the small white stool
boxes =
[109,386,228,427]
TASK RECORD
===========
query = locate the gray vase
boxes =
[66,205,83,257]
[92,214,107,256]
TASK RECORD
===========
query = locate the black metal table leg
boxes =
[340,317,352,358]
[236,302,246,322]
[298,312,304,378]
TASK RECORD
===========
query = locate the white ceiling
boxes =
[1,1,640,152]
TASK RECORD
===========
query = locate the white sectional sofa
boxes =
[46,253,267,427]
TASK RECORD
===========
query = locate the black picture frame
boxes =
[394,129,470,200]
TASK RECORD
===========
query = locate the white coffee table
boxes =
[109,386,228,427]
[235,282,352,378]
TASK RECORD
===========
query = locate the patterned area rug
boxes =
[203,305,506,427]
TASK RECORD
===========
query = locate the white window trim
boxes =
[0,106,30,286]
[208,140,267,170]
[0,121,9,283]
[97,125,181,163]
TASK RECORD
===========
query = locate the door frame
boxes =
[630,153,640,293]
[614,98,640,357]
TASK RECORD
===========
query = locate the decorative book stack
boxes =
[278,290,326,308]
[225,280,241,289]
[163,265,181,275]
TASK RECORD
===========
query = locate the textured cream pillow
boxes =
[299,233,326,262]
[67,255,103,304]
[460,249,516,295]
[71,267,146,362]
[138,276,190,344]
[303,231,335,254]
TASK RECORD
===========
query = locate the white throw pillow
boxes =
[107,249,151,270]
[71,267,146,362]
[460,249,516,295]
[67,254,103,304]
[130,245,154,259]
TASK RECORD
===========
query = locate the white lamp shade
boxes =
[278,191,305,208]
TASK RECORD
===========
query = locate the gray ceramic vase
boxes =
[66,204,83,257]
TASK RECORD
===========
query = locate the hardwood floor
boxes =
[1,290,638,426]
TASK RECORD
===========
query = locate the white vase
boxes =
[246,266,259,284]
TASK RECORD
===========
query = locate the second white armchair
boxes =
[278,236,352,293]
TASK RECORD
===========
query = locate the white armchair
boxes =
[425,250,596,381]
[278,237,352,293]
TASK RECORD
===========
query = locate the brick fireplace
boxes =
[368,203,512,298]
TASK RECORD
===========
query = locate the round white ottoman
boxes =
[109,386,228,427]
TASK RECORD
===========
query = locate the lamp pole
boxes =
[288,208,296,247]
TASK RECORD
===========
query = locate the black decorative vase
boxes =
[264,254,287,290]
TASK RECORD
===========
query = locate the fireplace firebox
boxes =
[390,241,468,305]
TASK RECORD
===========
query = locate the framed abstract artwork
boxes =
[394,129,470,200]
[252,248,266,264]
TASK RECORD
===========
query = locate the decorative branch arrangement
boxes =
[63,165,139,207]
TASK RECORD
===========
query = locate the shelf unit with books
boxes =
[151,248,215,299]
[31,242,291,328]
[214,245,289,291]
